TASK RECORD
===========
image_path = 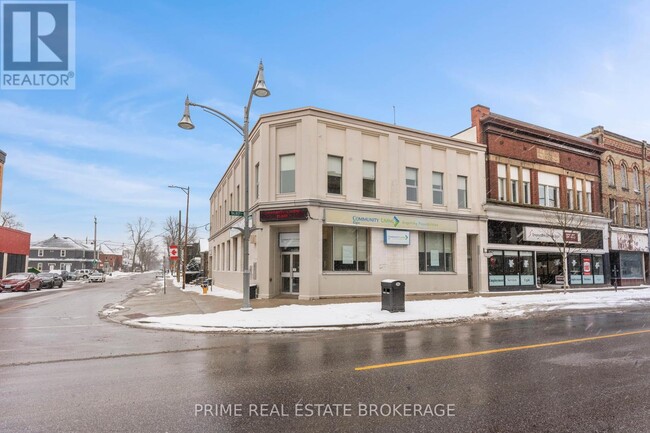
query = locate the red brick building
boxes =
[0,226,31,278]
[469,105,610,290]
[583,127,649,286]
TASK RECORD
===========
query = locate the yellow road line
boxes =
[355,329,650,371]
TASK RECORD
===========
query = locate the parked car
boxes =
[0,273,42,292]
[89,271,106,283]
[74,269,93,280]
[49,269,71,281]
[38,272,64,289]
[66,271,78,281]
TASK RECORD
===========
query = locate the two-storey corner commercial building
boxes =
[583,127,649,286]
[469,105,610,291]
[209,107,488,299]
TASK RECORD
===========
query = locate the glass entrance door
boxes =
[281,252,300,294]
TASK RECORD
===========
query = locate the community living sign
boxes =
[325,209,457,232]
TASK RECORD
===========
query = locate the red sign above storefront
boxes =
[260,208,309,222]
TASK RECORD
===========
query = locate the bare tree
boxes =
[137,239,160,271]
[161,215,197,276]
[1,211,23,229]
[126,217,153,272]
[542,210,603,292]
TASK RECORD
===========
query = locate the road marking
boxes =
[355,329,650,371]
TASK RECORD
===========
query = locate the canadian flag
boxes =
[169,245,179,260]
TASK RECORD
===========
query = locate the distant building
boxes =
[99,244,123,272]
[28,234,95,272]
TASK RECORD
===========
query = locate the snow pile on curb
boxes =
[127,288,650,332]
[164,276,242,299]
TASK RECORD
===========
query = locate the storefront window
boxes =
[322,226,368,272]
[489,250,534,288]
[488,250,504,287]
[418,232,454,272]
[519,251,534,285]
[569,254,582,285]
[593,255,604,284]
[620,252,643,279]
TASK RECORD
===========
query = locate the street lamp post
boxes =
[178,61,270,311]
[169,185,190,290]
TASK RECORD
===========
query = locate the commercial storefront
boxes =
[486,217,608,291]
[246,207,486,299]
[609,230,647,286]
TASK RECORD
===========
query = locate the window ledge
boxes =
[322,271,372,275]
[362,197,380,203]
[419,272,457,275]
[326,193,347,200]
[405,202,423,208]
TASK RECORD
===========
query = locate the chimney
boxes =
[471,105,491,144]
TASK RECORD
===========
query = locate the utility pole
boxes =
[93,216,97,270]
[183,186,190,291]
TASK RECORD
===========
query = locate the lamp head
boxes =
[178,96,195,130]
[253,61,270,98]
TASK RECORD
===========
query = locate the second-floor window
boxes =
[60,250,66,257]
[607,160,615,187]
[255,163,260,200]
[327,155,343,194]
[586,181,593,212]
[363,161,376,198]
[406,168,418,202]
[522,169,531,204]
[609,198,618,224]
[458,176,468,209]
[576,179,584,211]
[621,163,628,189]
[636,203,642,227]
[280,154,295,194]
[633,167,640,192]
[566,178,574,210]
[432,171,444,205]
[510,166,519,203]
[497,164,506,201]
[623,201,629,226]
[38,249,43,257]
[538,172,559,208]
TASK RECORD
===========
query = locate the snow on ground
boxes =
[163,276,242,299]
[130,288,650,332]
[108,271,133,280]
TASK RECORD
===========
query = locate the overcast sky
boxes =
[2,0,649,249]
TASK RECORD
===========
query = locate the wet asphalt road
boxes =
[0,273,649,433]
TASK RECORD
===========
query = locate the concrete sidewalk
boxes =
[104,275,645,327]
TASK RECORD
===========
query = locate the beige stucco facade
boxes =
[209,108,488,299]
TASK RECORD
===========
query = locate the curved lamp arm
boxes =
[188,101,244,136]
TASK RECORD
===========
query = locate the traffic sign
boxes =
[169,245,179,260]
[229,211,244,217]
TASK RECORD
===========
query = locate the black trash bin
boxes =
[249,285,258,300]
[381,279,405,312]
